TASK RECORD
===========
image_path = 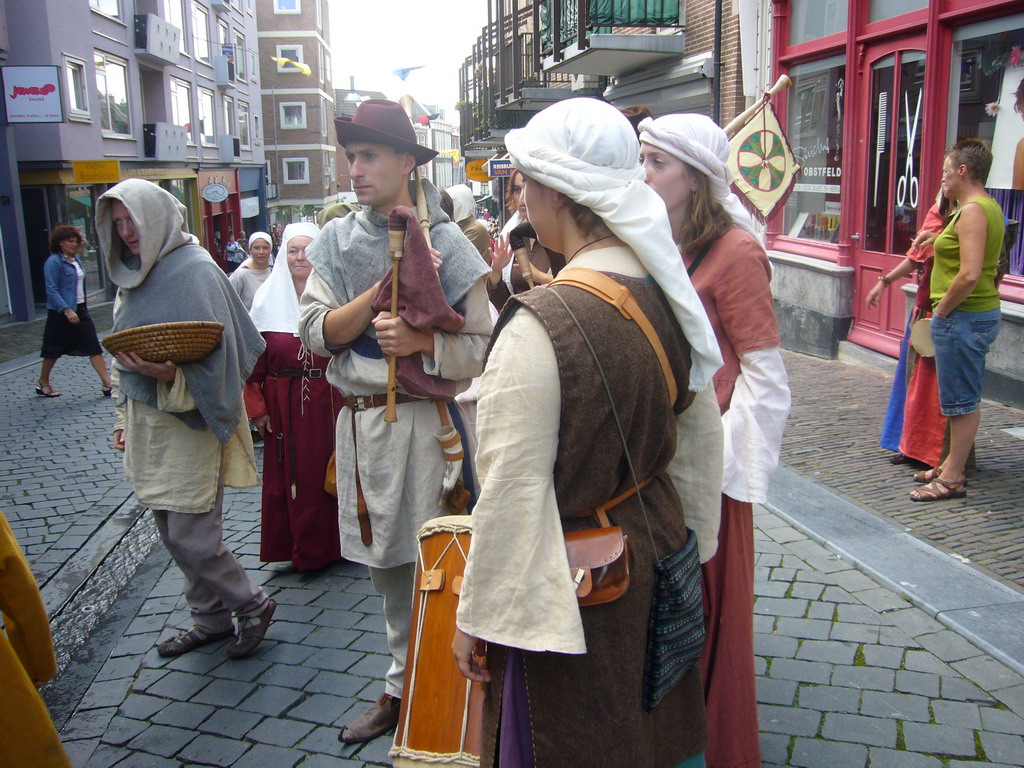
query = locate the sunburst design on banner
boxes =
[728,102,801,221]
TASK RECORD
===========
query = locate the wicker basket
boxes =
[102,321,224,364]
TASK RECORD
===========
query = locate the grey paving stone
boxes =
[754,656,768,676]
[303,647,363,673]
[807,601,837,621]
[755,633,800,659]
[798,684,861,713]
[297,753,364,768]
[196,707,263,739]
[979,731,1024,764]
[863,645,905,669]
[251,663,319,691]
[296,724,349,754]
[98,715,150,747]
[258,642,319,665]
[789,737,867,768]
[347,631,392,654]
[790,581,826,601]
[63,738,100,768]
[753,613,776,634]
[951,656,1024,691]
[61,707,118,740]
[903,649,954,676]
[878,625,921,649]
[855,588,910,613]
[311,607,363,628]
[176,733,250,766]
[896,670,940,698]
[164,648,234,676]
[902,722,978,758]
[769,658,834,685]
[947,762,1019,768]
[248,716,317,748]
[267,620,317,643]
[95,655,141,683]
[994,684,1024,712]
[860,691,931,722]
[756,596,810,618]
[117,694,169,722]
[77,677,134,711]
[758,704,821,737]
[237,684,305,717]
[822,712,897,747]
[832,665,895,692]
[776,617,832,640]
[820,585,858,604]
[207,657,273,682]
[755,580,790,598]
[346,653,392,679]
[190,677,255,707]
[866,747,943,768]
[759,732,790,765]
[757,677,798,706]
[886,608,946,638]
[126,723,197,757]
[981,707,1024,735]
[304,670,374,699]
[357,732,399,765]
[797,639,858,665]
[932,699,984,729]
[149,700,215,730]
[238,743,306,768]
[289,693,359,726]
[112,752,183,767]
[85,743,131,768]
[304,626,362,649]
[270,604,323,623]
[144,670,210,701]
[916,630,985,663]
[830,621,881,644]
[353,614,386,633]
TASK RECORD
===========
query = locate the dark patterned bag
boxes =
[642,528,705,712]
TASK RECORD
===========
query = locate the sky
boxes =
[329,0,490,119]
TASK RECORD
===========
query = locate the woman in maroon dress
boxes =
[641,114,791,768]
[245,223,342,570]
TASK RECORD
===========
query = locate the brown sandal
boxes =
[913,466,942,483]
[910,478,967,503]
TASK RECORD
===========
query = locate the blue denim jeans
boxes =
[931,307,1000,416]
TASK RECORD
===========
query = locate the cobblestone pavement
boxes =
[780,349,1024,590]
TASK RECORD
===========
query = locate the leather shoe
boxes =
[156,626,234,657]
[338,693,401,743]
[226,599,276,658]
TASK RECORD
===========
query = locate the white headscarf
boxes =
[248,222,320,335]
[504,97,722,391]
[638,113,760,242]
[237,231,273,271]
[445,184,476,223]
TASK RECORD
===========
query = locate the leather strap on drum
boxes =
[550,269,678,406]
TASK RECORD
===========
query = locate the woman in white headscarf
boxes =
[244,223,342,571]
[640,113,791,768]
[452,98,725,768]
[228,232,274,310]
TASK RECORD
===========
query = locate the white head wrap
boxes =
[504,97,722,391]
[445,184,476,222]
[248,222,320,335]
[248,231,272,250]
[638,113,760,242]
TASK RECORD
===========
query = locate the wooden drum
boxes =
[390,515,484,768]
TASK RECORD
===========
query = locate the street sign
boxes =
[466,159,493,182]
[486,158,513,177]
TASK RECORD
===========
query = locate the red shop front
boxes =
[768,0,1024,358]
[198,169,241,272]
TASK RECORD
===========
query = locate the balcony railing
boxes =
[133,14,180,67]
[540,0,685,75]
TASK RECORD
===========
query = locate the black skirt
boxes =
[40,303,103,358]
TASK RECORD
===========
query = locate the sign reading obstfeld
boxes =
[73,161,121,184]
[487,158,513,177]
[1,66,64,123]
[201,183,230,203]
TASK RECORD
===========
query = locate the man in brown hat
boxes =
[298,99,491,743]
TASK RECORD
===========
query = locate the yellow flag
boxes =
[271,57,312,76]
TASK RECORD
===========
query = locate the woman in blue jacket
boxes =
[37,225,111,397]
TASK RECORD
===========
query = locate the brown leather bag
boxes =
[565,520,630,607]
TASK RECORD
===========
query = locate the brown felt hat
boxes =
[334,99,437,166]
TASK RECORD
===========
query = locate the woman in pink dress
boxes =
[641,114,791,768]
[245,223,342,570]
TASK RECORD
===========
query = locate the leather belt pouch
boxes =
[565,526,630,607]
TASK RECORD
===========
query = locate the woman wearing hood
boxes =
[243,223,342,571]
[228,231,274,310]
[446,184,491,260]
[640,114,791,768]
[452,98,726,768]
[100,179,276,660]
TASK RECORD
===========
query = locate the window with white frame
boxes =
[316,0,322,29]
[64,56,89,118]
[198,87,216,145]
[320,96,328,136]
[276,44,304,72]
[170,77,193,143]
[274,0,300,14]
[253,113,261,142]
[193,2,210,62]
[165,0,187,54]
[318,44,325,85]
[90,0,119,18]
[94,52,130,135]
[280,102,306,129]
[234,33,246,80]
[237,102,250,147]
[283,158,309,183]
[223,97,234,138]
[249,49,257,81]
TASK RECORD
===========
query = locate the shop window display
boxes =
[782,56,845,244]
[951,18,1024,276]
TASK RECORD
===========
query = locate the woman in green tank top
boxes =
[909,139,1004,502]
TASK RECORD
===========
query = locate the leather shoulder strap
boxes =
[550,269,678,407]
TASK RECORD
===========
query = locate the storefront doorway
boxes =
[847,37,928,356]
